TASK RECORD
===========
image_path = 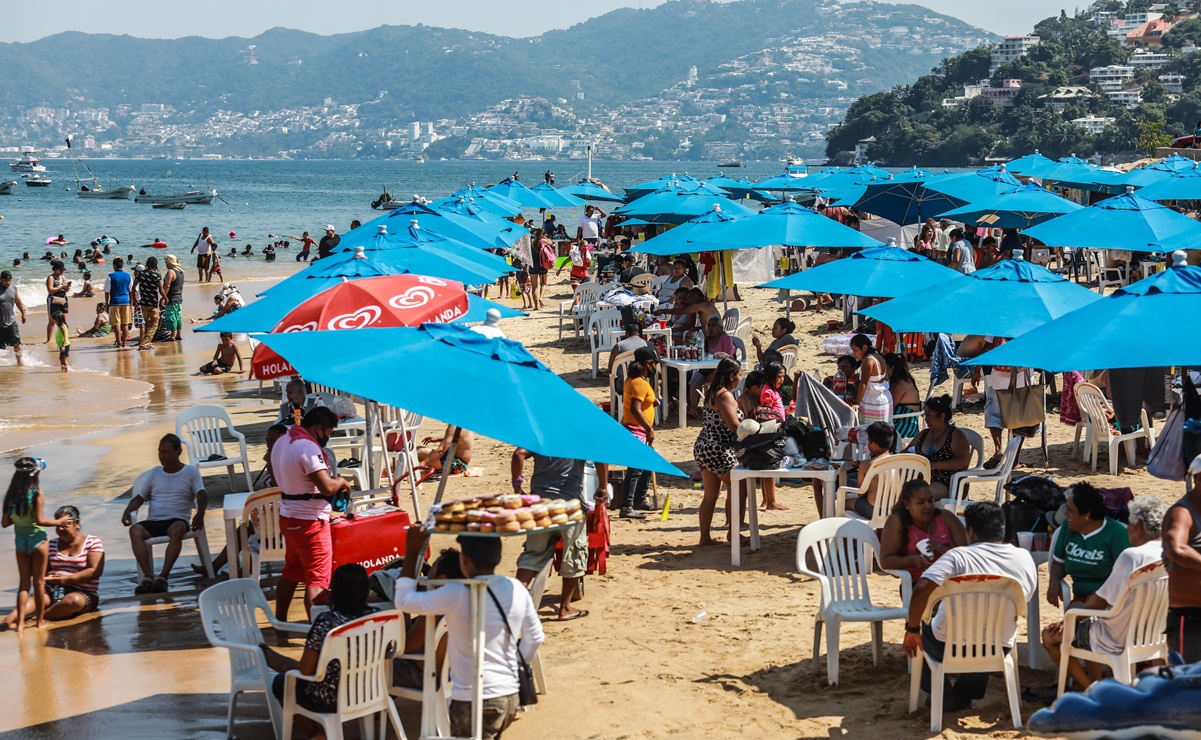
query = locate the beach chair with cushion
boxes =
[1056,562,1169,697]
[282,611,406,740]
[796,517,912,686]
[557,281,603,340]
[943,436,1022,516]
[198,578,309,739]
[835,454,930,529]
[176,404,254,493]
[587,309,623,379]
[240,488,285,584]
[1074,382,1155,476]
[129,491,216,582]
[907,574,1025,733]
[389,619,451,736]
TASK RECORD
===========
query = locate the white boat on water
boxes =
[135,188,217,205]
[0,181,16,195]
[24,174,52,187]
[9,150,46,173]
[76,178,135,200]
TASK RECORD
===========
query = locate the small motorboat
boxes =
[136,188,216,205]
[718,160,742,168]
[77,180,136,199]
[152,202,186,210]
[24,174,52,187]
[0,181,16,195]
[9,150,46,173]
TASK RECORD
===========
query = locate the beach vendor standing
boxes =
[270,407,351,621]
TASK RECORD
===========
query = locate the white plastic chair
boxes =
[649,274,670,299]
[907,574,1025,733]
[627,273,654,295]
[835,453,931,529]
[729,336,749,370]
[891,405,923,451]
[1075,382,1155,476]
[732,318,751,345]
[177,404,254,493]
[526,559,554,696]
[241,488,285,584]
[943,437,1022,515]
[722,308,741,334]
[796,517,913,686]
[774,344,800,374]
[609,350,637,421]
[587,309,623,379]
[1091,249,1127,294]
[282,611,407,740]
[1057,562,1169,697]
[557,281,602,339]
[129,502,216,582]
[198,578,310,739]
[389,618,451,736]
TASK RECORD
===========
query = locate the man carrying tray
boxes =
[511,451,607,621]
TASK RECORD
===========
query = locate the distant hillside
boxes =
[0,0,992,121]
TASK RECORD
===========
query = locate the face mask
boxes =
[316,432,331,448]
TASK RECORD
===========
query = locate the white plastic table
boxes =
[608,325,672,349]
[727,462,849,567]
[1024,548,1052,670]
[220,491,253,578]
[659,357,720,429]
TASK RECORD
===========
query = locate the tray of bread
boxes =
[426,493,586,536]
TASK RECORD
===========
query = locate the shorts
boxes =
[853,495,874,520]
[109,304,133,327]
[137,518,189,538]
[197,253,211,270]
[49,584,99,613]
[15,527,48,555]
[201,360,232,374]
[517,517,587,579]
[392,658,425,690]
[529,264,548,275]
[441,453,468,475]
[449,694,519,740]
[281,516,333,590]
[984,385,1001,429]
[0,322,20,349]
[59,345,70,359]
[1167,607,1201,663]
[163,303,183,331]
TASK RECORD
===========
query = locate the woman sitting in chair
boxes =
[261,563,377,733]
[879,479,968,582]
[906,395,973,500]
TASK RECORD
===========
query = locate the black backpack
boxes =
[739,424,788,470]
[783,417,830,460]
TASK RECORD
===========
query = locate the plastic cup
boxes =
[1017,532,1034,551]
[1032,533,1049,551]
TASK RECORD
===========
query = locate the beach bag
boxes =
[539,241,556,269]
[1099,487,1134,524]
[739,424,787,470]
[997,370,1045,432]
[486,587,538,707]
[1004,475,1065,513]
[1003,501,1049,545]
[753,402,784,424]
[1147,406,1188,481]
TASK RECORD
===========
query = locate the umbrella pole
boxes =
[719,256,729,315]
[431,426,462,508]
[1041,378,1049,466]
[365,400,376,489]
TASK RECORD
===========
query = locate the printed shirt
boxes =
[1052,517,1130,599]
[300,608,379,708]
[136,269,162,307]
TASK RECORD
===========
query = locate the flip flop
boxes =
[151,577,169,593]
[134,578,154,595]
[556,609,589,622]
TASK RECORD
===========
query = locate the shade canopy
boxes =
[628,206,748,256]
[1005,151,1062,180]
[530,182,586,208]
[938,183,1083,229]
[752,171,821,193]
[614,190,754,225]
[347,199,525,251]
[703,174,777,202]
[858,254,1100,337]
[259,323,685,476]
[697,200,884,250]
[624,173,702,199]
[487,177,556,210]
[833,168,966,225]
[1116,153,1199,189]
[1128,165,1201,202]
[560,180,625,203]
[761,243,961,298]
[922,165,1022,203]
[965,251,1201,371]
[431,185,523,217]
[1021,188,1201,252]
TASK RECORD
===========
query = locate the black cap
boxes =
[634,346,659,363]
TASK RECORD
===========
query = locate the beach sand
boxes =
[0,270,1186,738]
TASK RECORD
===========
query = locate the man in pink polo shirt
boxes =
[270,406,351,620]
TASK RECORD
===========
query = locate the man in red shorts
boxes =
[270,406,350,620]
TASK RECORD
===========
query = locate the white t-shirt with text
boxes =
[270,433,332,520]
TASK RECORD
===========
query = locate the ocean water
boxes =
[0,158,789,292]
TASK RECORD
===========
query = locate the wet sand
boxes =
[0,270,1189,738]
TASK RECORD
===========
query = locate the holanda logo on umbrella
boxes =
[326,305,382,330]
[389,286,437,310]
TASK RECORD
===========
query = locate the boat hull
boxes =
[78,185,135,200]
[152,203,187,210]
[0,181,16,195]
[136,190,216,205]
[24,178,52,187]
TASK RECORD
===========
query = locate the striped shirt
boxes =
[49,535,104,595]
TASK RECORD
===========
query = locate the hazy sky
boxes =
[1,1,1062,42]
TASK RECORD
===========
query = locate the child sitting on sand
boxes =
[77,303,111,338]
[199,332,243,375]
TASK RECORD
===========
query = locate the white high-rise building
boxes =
[990,35,1040,74]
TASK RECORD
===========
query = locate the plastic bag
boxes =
[1147,406,1187,481]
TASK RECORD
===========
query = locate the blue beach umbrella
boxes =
[259,323,685,477]
[432,185,523,217]
[858,253,1100,337]
[430,197,531,243]
[1005,151,1062,179]
[1021,188,1201,252]
[560,180,625,203]
[751,171,820,193]
[628,205,748,256]
[530,183,585,208]
[624,173,701,199]
[342,199,526,251]
[963,251,1201,371]
[699,200,884,249]
[704,174,777,203]
[488,177,556,210]
[1113,154,1199,190]
[760,243,961,298]
[922,165,1022,203]
[939,183,1083,228]
[836,168,966,225]
[1128,164,1201,202]
[614,191,755,225]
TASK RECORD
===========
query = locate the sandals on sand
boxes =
[151,578,169,593]
[134,578,154,595]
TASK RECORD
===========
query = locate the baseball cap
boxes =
[633,346,659,363]
[1190,453,1201,476]
[325,224,336,232]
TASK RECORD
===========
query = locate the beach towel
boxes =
[1060,371,1084,427]
[928,333,973,389]
[793,371,855,454]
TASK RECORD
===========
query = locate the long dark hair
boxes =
[328,563,372,618]
[705,358,741,406]
[3,458,40,519]
[892,478,935,532]
[884,352,915,387]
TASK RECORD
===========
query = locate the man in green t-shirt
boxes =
[1049,483,1130,606]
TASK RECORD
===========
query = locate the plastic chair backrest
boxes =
[610,351,637,420]
[649,274,670,297]
[243,488,285,563]
[796,517,883,613]
[316,611,403,717]
[861,453,931,528]
[528,559,555,608]
[176,404,238,462]
[957,427,985,471]
[199,579,270,678]
[574,282,603,308]
[722,308,741,333]
[586,309,623,350]
[628,273,654,294]
[730,336,748,367]
[995,436,1023,482]
[1074,383,1112,435]
[733,319,752,343]
[1116,562,1170,652]
[775,344,800,373]
[923,574,1026,670]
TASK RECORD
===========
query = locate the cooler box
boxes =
[330,509,413,574]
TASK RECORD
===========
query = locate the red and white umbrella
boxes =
[251,274,468,380]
